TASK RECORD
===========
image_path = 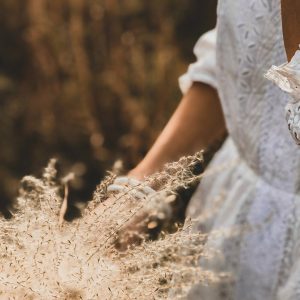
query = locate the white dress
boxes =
[179,0,300,299]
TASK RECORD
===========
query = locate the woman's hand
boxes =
[111,82,226,249]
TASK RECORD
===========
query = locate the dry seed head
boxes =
[0,152,235,299]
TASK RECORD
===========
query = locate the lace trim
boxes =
[265,50,300,101]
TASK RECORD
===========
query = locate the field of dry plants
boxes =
[0,0,216,212]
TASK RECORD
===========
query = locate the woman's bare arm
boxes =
[281,0,300,60]
[129,82,226,179]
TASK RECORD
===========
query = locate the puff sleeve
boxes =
[179,28,217,94]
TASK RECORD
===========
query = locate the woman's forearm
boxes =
[129,82,226,179]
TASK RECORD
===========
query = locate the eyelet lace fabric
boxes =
[184,0,300,299]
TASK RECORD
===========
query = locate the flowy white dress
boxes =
[179,0,300,299]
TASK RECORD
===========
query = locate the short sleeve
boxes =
[179,28,217,94]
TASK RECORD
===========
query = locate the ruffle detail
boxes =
[265,50,300,101]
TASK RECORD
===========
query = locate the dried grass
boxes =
[0,153,231,299]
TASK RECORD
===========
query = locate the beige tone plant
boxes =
[0,153,232,299]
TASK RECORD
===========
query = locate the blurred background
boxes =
[0,0,217,214]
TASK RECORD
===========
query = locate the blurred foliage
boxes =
[0,0,217,210]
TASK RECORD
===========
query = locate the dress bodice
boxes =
[184,1,300,299]
[217,0,300,193]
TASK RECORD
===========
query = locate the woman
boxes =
[111,0,300,299]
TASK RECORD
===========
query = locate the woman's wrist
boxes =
[127,166,148,181]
